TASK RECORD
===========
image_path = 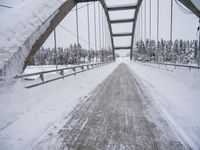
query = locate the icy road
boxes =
[35,63,188,150]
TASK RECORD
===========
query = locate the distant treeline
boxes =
[134,39,200,65]
[30,43,113,65]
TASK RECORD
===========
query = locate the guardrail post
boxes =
[73,67,76,75]
[81,66,84,70]
[60,69,64,78]
[87,65,89,70]
[40,73,44,82]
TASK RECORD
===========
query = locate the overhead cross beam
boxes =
[107,5,137,11]
[112,32,132,37]
[114,46,132,50]
[110,18,134,24]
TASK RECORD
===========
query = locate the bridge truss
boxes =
[19,0,200,71]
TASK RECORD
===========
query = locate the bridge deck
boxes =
[57,63,187,150]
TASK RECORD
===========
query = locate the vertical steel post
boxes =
[102,7,104,50]
[149,0,151,41]
[149,0,152,55]
[156,0,160,62]
[94,2,97,62]
[54,29,58,70]
[141,5,143,41]
[87,2,91,51]
[170,0,174,64]
[76,4,79,64]
[170,0,173,42]
[198,19,200,67]
[102,7,105,62]
[144,0,146,42]
[98,3,101,51]
[157,0,159,43]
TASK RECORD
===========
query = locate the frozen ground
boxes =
[124,59,200,149]
[0,62,119,150]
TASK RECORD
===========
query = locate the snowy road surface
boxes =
[35,63,188,150]
[0,62,119,150]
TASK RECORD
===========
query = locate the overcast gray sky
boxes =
[0,0,199,52]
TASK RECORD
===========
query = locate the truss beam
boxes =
[114,46,132,50]
[110,18,134,24]
[107,5,137,11]
[112,32,132,37]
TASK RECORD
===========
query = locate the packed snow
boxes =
[0,58,200,149]
[123,59,200,149]
[0,0,70,77]
[0,62,119,150]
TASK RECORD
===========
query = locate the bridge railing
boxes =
[14,61,112,88]
[142,62,200,71]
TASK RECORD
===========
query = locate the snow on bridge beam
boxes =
[107,5,137,11]
[25,0,116,71]
[179,0,200,18]
[24,0,76,71]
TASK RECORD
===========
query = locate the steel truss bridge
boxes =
[0,0,200,77]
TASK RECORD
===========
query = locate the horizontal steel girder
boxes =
[114,46,132,50]
[107,5,137,11]
[112,32,132,37]
[110,18,134,24]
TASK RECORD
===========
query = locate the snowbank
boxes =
[126,60,200,149]
[0,62,119,150]
[0,0,68,77]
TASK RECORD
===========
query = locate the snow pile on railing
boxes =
[0,0,67,78]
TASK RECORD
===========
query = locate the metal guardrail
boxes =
[14,61,112,88]
[156,62,200,71]
[142,62,200,71]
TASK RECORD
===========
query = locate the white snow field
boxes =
[0,58,200,149]
[0,62,119,150]
[123,59,200,149]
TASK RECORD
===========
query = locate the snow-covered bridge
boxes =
[0,0,200,150]
[0,0,200,77]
